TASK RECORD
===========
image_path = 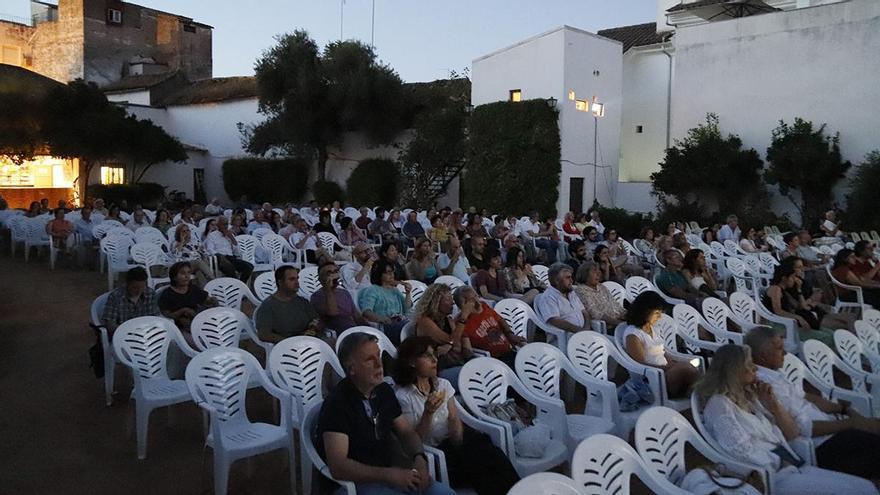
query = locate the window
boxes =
[100,166,124,185]
[183,23,196,33]
[107,8,122,24]
[1,45,21,66]
[636,125,644,134]
[509,89,522,102]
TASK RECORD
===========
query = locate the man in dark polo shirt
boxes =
[318,332,454,495]
[255,265,323,343]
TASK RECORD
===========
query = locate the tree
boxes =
[845,151,880,231]
[346,158,399,207]
[651,114,764,216]
[765,118,851,229]
[121,115,187,183]
[0,93,44,163]
[246,30,407,180]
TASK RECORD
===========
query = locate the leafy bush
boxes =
[311,180,345,206]
[87,182,166,209]
[846,151,880,231]
[463,99,560,216]
[590,201,651,240]
[222,158,309,204]
[346,158,400,207]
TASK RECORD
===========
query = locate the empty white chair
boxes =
[23,218,51,263]
[234,234,273,274]
[855,320,880,355]
[434,275,465,290]
[205,277,260,312]
[508,472,583,495]
[602,280,626,306]
[674,303,743,350]
[101,235,137,291]
[458,357,568,477]
[189,307,251,351]
[702,297,757,339]
[646,314,707,371]
[825,265,870,314]
[186,347,295,495]
[112,316,197,459]
[493,298,534,340]
[262,233,295,269]
[316,232,351,261]
[803,339,876,417]
[531,264,549,287]
[625,276,684,306]
[252,270,277,302]
[297,265,321,300]
[515,343,616,452]
[863,308,880,332]
[335,326,398,359]
[729,291,801,356]
[571,434,691,495]
[130,242,172,289]
[90,292,116,406]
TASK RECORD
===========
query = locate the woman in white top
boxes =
[696,344,877,495]
[739,227,769,253]
[171,223,213,287]
[394,337,519,495]
[623,292,700,398]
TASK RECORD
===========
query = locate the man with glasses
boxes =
[312,262,368,333]
[343,243,375,291]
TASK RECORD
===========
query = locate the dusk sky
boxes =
[1,0,656,82]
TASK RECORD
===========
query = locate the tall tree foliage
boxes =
[765,118,851,228]
[651,114,764,216]
[246,30,407,180]
[845,151,880,231]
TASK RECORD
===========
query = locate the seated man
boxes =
[126,208,150,232]
[521,211,560,264]
[255,265,324,344]
[746,326,880,480]
[318,332,454,495]
[464,235,491,272]
[311,262,368,334]
[655,249,703,306]
[342,243,374,291]
[74,206,97,268]
[819,210,843,238]
[564,239,589,273]
[534,263,591,334]
[452,286,525,367]
[437,236,470,283]
[101,267,160,336]
[851,240,880,282]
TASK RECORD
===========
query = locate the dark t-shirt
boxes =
[317,378,402,468]
[465,247,490,271]
[254,294,319,339]
[310,287,358,331]
[158,286,209,313]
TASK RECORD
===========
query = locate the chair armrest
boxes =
[678,334,723,354]
[829,387,873,416]
[569,369,618,421]
[667,350,705,371]
[455,398,512,457]
[471,348,491,357]
[423,445,448,483]
[591,320,607,334]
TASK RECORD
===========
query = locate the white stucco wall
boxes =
[671,0,880,222]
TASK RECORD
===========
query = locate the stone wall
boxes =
[0,21,35,69]
[32,0,84,83]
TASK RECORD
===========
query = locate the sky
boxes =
[1,0,656,82]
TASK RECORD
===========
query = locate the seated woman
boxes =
[764,264,836,348]
[740,226,769,253]
[672,232,691,255]
[338,216,367,246]
[428,215,451,245]
[171,223,214,287]
[379,241,408,281]
[622,292,700,398]
[785,256,855,331]
[152,209,172,232]
[474,252,515,302]
[452,287,525,368]
[681,249,722,299]
[158,262,217,330]
[702,227,716,245]
[358,258,412,345]
[406,237,442,284]
[25,201,42,218]
[561,211,580,238]
[500,246,545,305]
[832,248,880,308]
[574,262,625,329]
[695,344,878,495]
[394,337,520,495]
[640,226,656,246]
[593,245,623,284]
[574,212,591,234]
[45,208,74,251]
[413,283,472,386]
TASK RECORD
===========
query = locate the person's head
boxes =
[583,226,598,241]
[394,337,438,385]
[319,210,331,225]
[783,232,799,248]
[672,232,690,251]
[379,242,398,262]
[726,214,738,229]
[155,209,169,224]
[664,249,684,270]
[744,326,786,371]
[390,209,401,221]
[81,206,92,220]
[854,240,875,260]
[169,261,193,288]
[338,332,384,389]
[414,283,454,323]
[548,263,574,293]
[488,252,503,270]
[505,246,526,268]
[407,211,418,223]
[825,210,836,221]
[231,214,243,228]
[274,265,300,295]
[507,215,517,227]
[695,344,756,408]
[590,210,600,221]
[593,244,609,263]
[253,210,265,223]
[261,202,272,212]
[445,236,461,253]
[782,256,805,279]
[125,267,149,297]
[702,228,715,243]
[575,262,601,287]
[94,198,105,209]
[682,248,705,272]
[797,230,812,246]
[833,248,857,270]
[666,222,676,236]
[605,229,619,243]
[452,286,479,310]
[625,291,666,329]
[493,215,504,226]
[270,211,282,225]
[53,208,65,219]
[470,235,486,254]
[340,216,353,231]
[743,226,756,240]
[203,218,216,237]
[40,198,49,209]
[108,204,120,218]
[771,262,798,289]
[529,210,540,221]
[359,207,369,217]
[370,258,397,286]
[375,207,386,219]
[175,223,192,242]
[133,209,145,224]
[318,261,340,288]
[352,242,373,263]
[640,226,655,241]
[503,233,520,250]
[657,235,673,251]
[431,215,443,228]
[181,207,193,220]
[413,237,433,258]
[569,239,587,260]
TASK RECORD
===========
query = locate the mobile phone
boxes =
[689,358,701,368]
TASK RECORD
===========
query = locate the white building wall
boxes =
[671,0,880,221]
[105,89,151,106]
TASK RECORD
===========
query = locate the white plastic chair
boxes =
[23,218,51,263]
[234,234,273,274]
[335,326,398,359]
[855,320,880,355]
[601,280,626,306]
[189,307,252,351]
[101,235,137,291]
[646,314,707,372]
[185,347,296,495]
[825,265,870,314]
[508,472,583,495]
[673,303,743,350]
[262,233,296,269]
[316,232,351,260]
[729,291,801,356]
[625,276,684,306]
[515,343,616,452]
[434,275,465,291]
[493,298,536,341]
[701,297,757,340]
[205,277,261,312]
[297,265,321,300]
[635,406,771,494]
[7,215,27,257]
[112,316,197,459]
[253,270,277,302]
[457,357,569,477]
[863,308,880,332]
[571,434,691,495]
[531,264,550,287]
[267,336,345,495]
[90,292,116,406]
[397,279,428,308]
[130,242,173,289]
[802,339,876,417]
[300,402,357,495]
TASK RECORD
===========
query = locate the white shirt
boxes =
[438,252,470,282]
[126,220,148,233]
[290,231,317,250]
[204,230,234,256]
[205,204,223,216]
[587,219,605,235]
[703,394,791,469]
[342,261,371,290]
[756,366,834,445]
[534,286,585,328]
[622,325,668,367]
[718,224,741,243]
[247,221,271,235]
[394,379,455,447]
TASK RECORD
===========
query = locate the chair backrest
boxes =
[833,329,874,372]
[855,320,880,354]
[205,277,258,310]
[863,309,880,332]
[531,265,549,286]
[400,320,417,342]
[566,331,621,382]
[253,271,277,301]
[602,281,626,306]
[251,227,273,243]
[316,231,342,251]
[672,304,720,350]
[100,235,134,263]
[130,242,167,267]
[508,473,583,495]
[728,291,757,325]
[135,230,168,249]
[298,265,321,299]
[398,280,428,307]
[572,433,689,495]
[635,406,721,486]
[112,316,185,381]
[335,326,398,358]
[803,339,867,393]
[90,292,111,327]
[781,353,809,391]
[434,275,465,291]
[262,233,287,264]
[624,276,655,303]
[515,342,575,400]
[185,347,263,435]
[701,297,731,334]
[493,298,536,339]
[189,307,249,351]
[268,336,345,418]
[651,314,680,353]
[234,234,258,264]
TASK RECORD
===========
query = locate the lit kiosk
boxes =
[0,156,79,208]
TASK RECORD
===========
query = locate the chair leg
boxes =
[24,245,29,263]
[214,452,230,495]
[104,355,114,406]
[289,445,299,495]
[135,404,150,460]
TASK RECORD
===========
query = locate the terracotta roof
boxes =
[101,71,179,91]
[597,22,672,52]
[158,76,257,106]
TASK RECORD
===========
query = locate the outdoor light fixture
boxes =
[568,90,576,101]
[575,99,588,112]
[547,97,557,108]
[591,102,605,117]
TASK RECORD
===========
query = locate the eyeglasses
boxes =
[420,350,437,360]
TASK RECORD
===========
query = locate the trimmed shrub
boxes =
[346,158,399,207]
[311,180,345,206]
[846,151,880,231]
[589,202,651,240]
[462,99,560,216]
[222,157,309,204]
[87,182,165,209]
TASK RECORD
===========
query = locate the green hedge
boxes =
[87,183,165,209]
[462,99,560,216]
[346,158,399,207]
[222,158,309,204]
[846,151,880,231]
[311,180,345,206]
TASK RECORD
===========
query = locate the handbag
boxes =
[681,464,764,495]
[618,375,655,411]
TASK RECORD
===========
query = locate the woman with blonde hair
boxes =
[696,344,878,495]
[413,283,472,388]
[406,237,442,283]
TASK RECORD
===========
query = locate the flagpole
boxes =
[371,0,375,48]
[340,0,344,39]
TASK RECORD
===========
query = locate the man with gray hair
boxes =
[534,263,591,333]
[745,326,880,479]
[717,214,740,243]
[318,332,454,495]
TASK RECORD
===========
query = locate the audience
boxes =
[310,262,367,334]
[359,258,412,345]
[341,243,374,291]
[764,262,836,347]
[831,248,880,308]
[170,224,213,286]
[452,287,525,367]
[565,239,590,273]
[45,207,74,252]
[204,216,253,282]
[437,237,470,283]
[534,263,591,334]
[681,248,721,299]
[521,211,560,264]
[402,211,426,239]
[464,235,491,272]
[656,249,704,306]
[158,262,217,330]
[852,240,880,282]
[819,209,843,239]
[717,214,741,243]
[255,266,324,343]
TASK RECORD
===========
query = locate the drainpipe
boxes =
[661,45,673,149]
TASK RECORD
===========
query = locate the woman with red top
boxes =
[562,211,580,237]
[452,286,526,368]
[831,248,880,308]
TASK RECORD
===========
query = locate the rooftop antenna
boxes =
[340,0,345,39]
